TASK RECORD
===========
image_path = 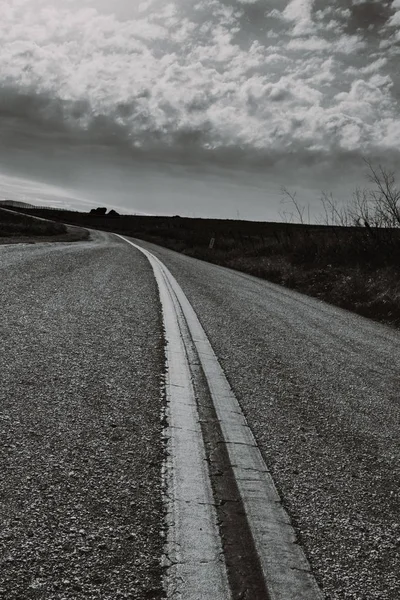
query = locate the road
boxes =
[1,231,399,599]
[0,232,165,600]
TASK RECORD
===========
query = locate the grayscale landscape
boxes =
[1,1,399,599]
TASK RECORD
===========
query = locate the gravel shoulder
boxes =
[135,238,400,600]
[0,232,165,599]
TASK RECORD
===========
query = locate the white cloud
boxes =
[388,11,400,27]
[287,36,330,52]
[0,0,399,160]
[351,0,380,4]
[286,33,365,55]
[334,34,367,54]
[283,0,316,35]
[266,9,284,20]
[361,57,388,74]
[300,57,336,85]
[283,0,313,22]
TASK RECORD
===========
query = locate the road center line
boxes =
[118,235,323,600]
[117,235,230,599]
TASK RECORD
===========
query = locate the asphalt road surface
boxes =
[1,231,399,599]
[0,232,165,599]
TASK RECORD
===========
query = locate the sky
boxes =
[1,0,400,220]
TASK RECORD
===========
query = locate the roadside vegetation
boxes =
[135,219,400,328]
[8,161,400,328]
[0,207,88,243]
[0,207,66,237]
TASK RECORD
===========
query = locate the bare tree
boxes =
[363,159,400,227]
[319,191,350,226]
[279,161,400,229]
[280,186,307,224]
[348,187,377,227]
[278,205,295,223]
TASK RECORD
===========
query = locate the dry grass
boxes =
[0,208,67,237]
[138,228,400,328]
[0,208,89,244]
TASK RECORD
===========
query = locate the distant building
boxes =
[0,200,35,209]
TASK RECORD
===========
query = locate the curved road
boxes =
[0,232,165,600]
[1,231,399,599]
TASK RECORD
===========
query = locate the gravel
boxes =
[0,232,165,599]
[136,239,400,600]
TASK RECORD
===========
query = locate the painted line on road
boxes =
[117,235,323,600]
[116,235,231,599]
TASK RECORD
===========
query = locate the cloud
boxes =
[287,33,366,54]
[267,0,318,36]
[0,0,400,167]
[283,0,316,35]
[0,171,93,209]
[360,57,388,74]
[388,9,400,27]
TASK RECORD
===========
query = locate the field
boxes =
[0,208,89,244]
[9,207,400,329]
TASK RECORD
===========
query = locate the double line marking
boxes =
[118,235,323,600]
